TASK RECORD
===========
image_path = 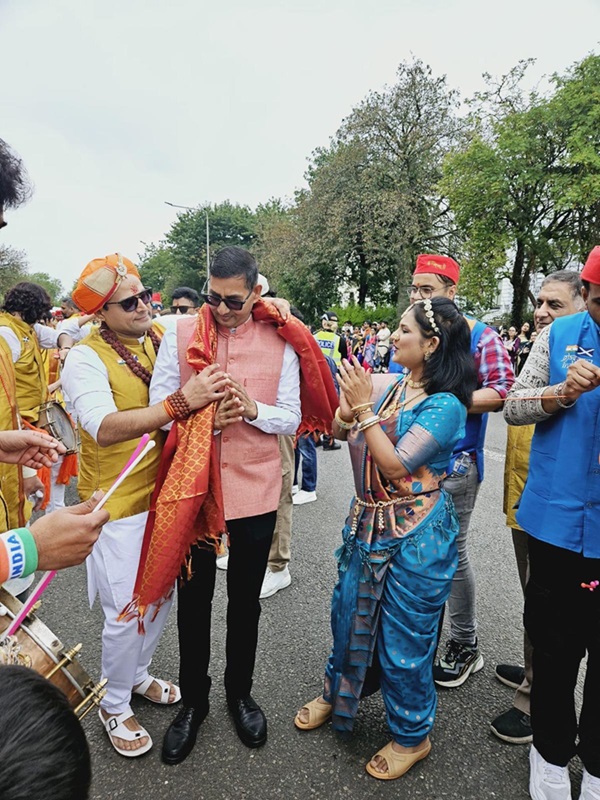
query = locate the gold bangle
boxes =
[335,408,355,430]
[357,415,381,432]
[351,402,373,413]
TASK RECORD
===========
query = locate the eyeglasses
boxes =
[105,288,153,313]
[170,305,195,314]
[406,285,435,299]
[200,286,253,312]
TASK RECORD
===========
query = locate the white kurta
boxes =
[62,342,174,714]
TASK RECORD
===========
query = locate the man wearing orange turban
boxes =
[62,253,230,758]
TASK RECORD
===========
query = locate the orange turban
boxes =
[581,246,600,285]
[72,253,139,314]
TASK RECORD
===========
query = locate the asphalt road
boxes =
[29,413,584,799]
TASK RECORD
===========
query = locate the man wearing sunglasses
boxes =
[148,246,304,764]
[61,253,229,759]
[170,286,200,315]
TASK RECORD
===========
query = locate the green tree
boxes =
[138,243,181,300]
[138,202,258,300]
[256,59,464,320]
[0,245,28,299]
[442,54,600,322]
[28,272,63,304]
[166,201,256,284]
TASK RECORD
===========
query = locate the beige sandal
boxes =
[294,697,332,730]
[365,737,431,780]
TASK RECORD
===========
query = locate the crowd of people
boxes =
[1,135,599,800]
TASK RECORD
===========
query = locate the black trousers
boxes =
[177,511,276,706]
[525,535,600,776]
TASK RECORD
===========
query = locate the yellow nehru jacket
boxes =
[76,324,165,520]
[0,338,31,531]
[0,312,48,423]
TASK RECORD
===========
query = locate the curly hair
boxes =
[2,282,52,325]
[0,139,32,210]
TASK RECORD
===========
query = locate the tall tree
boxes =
[442,55,600,322]
[167,201,256,283]
[255,59,463,321]
[138,202,258,298]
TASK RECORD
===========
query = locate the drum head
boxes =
[38,402,77,454]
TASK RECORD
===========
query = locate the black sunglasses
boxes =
[105,288,153,313]
[170,305,194,314]
[200,287,253,312]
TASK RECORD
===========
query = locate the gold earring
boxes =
[424,351,431,361]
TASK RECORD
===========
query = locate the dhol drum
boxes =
[0,587,105,719]
[37,401,78,455]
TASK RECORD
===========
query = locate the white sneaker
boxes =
[292,490,317,506]
[529,745,572,800]
[292,484,299,495]
[581,769,600,800]
[216,554,229,570]
[260,566,291,599]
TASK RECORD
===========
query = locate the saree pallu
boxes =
[323,492,458,744]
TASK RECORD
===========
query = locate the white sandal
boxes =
[99,709,153,758]
[133,676,181,705]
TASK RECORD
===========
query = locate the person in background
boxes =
[361,321,377,370]
[375,321,391,372]
[514,322,532,376]
[60,296,79,320]
[504,326,519,369]
[314,312,346,451]
[170,287,200,315]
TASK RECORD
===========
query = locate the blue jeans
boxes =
[294,434,317,492]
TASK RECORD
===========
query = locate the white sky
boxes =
[1,0,599,292]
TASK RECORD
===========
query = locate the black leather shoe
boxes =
[227,695,267,748]
[161,704,208,765]
[322,440,341,451]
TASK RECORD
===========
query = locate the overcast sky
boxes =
[2,0,599,293]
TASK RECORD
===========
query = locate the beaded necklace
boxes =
[406,371,425,389]
[99,324,162,386]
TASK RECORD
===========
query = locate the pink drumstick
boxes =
[3,433,154,639]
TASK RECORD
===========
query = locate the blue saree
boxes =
[323,374,466,745]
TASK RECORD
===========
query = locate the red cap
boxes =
[581,246,600,284]
[414,254,460,285]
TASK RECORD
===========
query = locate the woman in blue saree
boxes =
[295,298,477,780]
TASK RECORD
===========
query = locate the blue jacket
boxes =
[517,312,600,556]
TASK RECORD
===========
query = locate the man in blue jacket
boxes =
[504,246,600,800]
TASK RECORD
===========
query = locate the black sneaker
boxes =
[433,639,484,688]
[495,664,525,690]
[490,707,532,744]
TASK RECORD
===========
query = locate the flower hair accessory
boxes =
[420,298,440,335]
